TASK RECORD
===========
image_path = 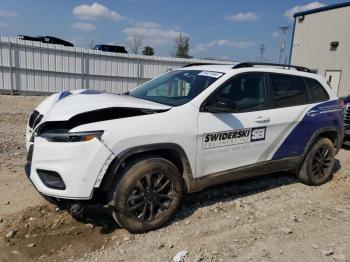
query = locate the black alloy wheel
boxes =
[112,156,183,233]
[126,172,174,221]
[297,137,335,186]
[311,145,332,178]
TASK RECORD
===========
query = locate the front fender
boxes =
[98,143,195,193]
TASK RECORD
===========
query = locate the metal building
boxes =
[290,1,350,97]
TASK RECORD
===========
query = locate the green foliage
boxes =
[174,34,192,58]
[142,46,155,56]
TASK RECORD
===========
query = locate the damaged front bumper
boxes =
[25,136,114,200]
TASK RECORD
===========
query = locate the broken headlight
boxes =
[40,130,104,143]
[28,110,43,129]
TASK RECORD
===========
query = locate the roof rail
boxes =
[232,62,313,73]
[183,62,228,68]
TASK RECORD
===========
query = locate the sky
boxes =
[0,0,344,62]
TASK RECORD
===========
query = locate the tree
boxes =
[89,40,95,49]
[126,33,144,54]
[142,46,155,56]
[174,33,191,58]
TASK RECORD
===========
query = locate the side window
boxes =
[305,78,329,103]
[209,73,266,113]
[270,74,308,108]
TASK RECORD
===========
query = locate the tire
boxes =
[111,156,183,233]
[297,138,335,186]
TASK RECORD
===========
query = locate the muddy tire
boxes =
[111,156,183,233]
[297,138,335,186]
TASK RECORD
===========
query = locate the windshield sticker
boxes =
[198,71,223,78]
[203,127,266,149]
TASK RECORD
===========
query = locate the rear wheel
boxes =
[111,156,183,233]
[297,138,335,186]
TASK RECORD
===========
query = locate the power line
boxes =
[259,44,266,62]
[278,26,290,64]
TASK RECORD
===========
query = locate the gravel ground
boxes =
[0,95,350,262]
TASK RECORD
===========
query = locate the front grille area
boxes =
[27,145,34,164]
[28,110,43,130]
[344,104,350,128]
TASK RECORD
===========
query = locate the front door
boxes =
[196,72,273,178]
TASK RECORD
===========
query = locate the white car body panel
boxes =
[72,104,199,179]
[197,109,270,177]
[196,102,317,178]
[40,92,170,122]
[29,137,113,199]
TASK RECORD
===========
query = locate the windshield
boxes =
[129,70,224,106]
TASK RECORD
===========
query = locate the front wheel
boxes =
[297,138,335,186]
[111,156,183,233]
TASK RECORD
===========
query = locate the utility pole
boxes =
[259,44,266,62]
[278,26,290,64]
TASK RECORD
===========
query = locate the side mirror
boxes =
[203,99,237,113]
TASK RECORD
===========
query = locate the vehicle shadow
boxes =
[76,159,341,234]
[176,158,341,222]
[72,209,121,234]
[179,172,298,220]
[342,143,350,150]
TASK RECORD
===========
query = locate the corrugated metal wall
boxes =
[291,6,350,96]
[0,37,232,95]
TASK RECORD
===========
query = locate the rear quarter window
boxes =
[304,78,330,103]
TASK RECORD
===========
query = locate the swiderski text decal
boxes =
[203,127,266,149]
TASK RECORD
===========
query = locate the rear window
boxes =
[270,74,308,108]
[305,78,329,103]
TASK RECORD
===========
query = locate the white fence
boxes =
[0,37,232,95]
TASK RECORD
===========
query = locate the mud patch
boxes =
[0,204,118,261]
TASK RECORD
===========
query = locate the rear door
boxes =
[196,72,274,178]
[263,73,314,160]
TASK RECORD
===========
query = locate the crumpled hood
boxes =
[36,90,171,122]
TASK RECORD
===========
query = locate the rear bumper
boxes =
[25,137,113,200]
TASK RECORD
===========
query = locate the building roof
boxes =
[294,1,350,18]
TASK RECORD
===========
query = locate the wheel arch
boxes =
[303,127,342,158]
[99,143,195,193]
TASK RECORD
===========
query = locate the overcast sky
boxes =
[0,0,342,61]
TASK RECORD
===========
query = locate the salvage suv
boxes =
[25,62,344,233]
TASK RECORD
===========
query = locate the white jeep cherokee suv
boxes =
[25,62,344,233]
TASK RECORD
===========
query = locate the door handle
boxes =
[254,116,270,123]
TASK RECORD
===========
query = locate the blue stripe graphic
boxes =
[272,100,343,160]
[58,91,72,101]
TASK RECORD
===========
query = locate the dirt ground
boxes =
[0,95,350,262]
